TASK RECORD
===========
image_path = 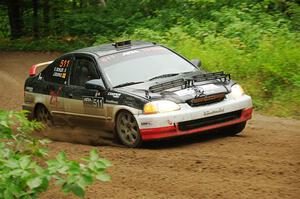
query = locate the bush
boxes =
[0,110,112,198]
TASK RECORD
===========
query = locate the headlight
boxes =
[231,84,245,99]
[143,100,180,114]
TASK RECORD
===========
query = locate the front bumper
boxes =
[136,95,253,140]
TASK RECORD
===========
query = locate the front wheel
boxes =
[116,111,142,148]
[223,122,246,135]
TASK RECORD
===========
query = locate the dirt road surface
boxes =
[0,52,299,199]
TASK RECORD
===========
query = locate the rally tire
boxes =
[35,104,53,127]
[116,110,142,148]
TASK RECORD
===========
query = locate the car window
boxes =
[70,56,100,87]
[41,56,72,84]
[99,46,198,87]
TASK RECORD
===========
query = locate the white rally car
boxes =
[23,40,253,147]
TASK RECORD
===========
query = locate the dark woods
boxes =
[2,0,107,39]
[0,0,298,40]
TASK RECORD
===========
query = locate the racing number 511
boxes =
[93,98,103,108]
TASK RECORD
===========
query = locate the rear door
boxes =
[64,54,108,129]
[39,54,73,124]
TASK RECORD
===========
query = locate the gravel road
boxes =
[1,52,299,199]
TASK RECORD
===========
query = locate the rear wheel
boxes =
[223,122,246,135]
[116,111,142,148]
[35,105,53,127]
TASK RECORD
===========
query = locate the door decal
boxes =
[50,86,63,107]
[83,96,104,108]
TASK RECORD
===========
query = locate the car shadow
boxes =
[34,126,247,149]
[141,130,245,149]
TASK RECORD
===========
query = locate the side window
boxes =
[41,56,72,84]
[70,56,100,87]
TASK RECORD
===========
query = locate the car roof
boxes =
[72,40,156,57]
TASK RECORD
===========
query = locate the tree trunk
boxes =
[32,0,39,38]
[80,0,88,8]
[7,0,23,39]
[72,0,77,8]
[43,0,49,35]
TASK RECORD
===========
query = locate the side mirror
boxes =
[191,59,202,67]
[85,79,106,91]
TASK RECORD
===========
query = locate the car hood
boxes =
[116,72,234,103]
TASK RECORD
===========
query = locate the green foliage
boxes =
[0,6,9,38]
[0,110,111,198]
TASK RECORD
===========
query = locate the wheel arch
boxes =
[33,103,50,118]
[111,105,141,125]
[113,108,135,132]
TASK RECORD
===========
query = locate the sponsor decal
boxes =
[99,55,116,63]
[50,86,63,106]
[191,93,225,104]
[141,122,152,126]
[122,50,139,56]
[52,59,70,79]
[203,108,224,116]
[25,86,33,92]
[53,72,67,78]
[105,99,118,104]
[107,92,121,98]
[167,120,173,125]
[83,96,104,108]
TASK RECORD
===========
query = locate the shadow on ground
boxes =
[36,126,245,149]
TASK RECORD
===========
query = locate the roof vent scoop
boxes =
[113,40,132,48]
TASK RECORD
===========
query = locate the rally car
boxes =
[23,40,252,147]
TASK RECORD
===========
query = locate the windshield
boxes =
[99,46,198,87]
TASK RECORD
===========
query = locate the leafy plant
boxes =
[0,110,111,198]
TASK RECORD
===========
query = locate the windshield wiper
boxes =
[148,73,179,81]
[114,81,144,88]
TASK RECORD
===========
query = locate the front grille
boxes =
[178,110,242,131]
[187,93,225,107]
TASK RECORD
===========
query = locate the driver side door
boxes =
[64,54,107,129]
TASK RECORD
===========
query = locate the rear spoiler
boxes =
[29,61,53,76]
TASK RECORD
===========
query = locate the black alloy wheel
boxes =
[116,111,142,147]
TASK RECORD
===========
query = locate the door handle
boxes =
[68,93,73,98]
